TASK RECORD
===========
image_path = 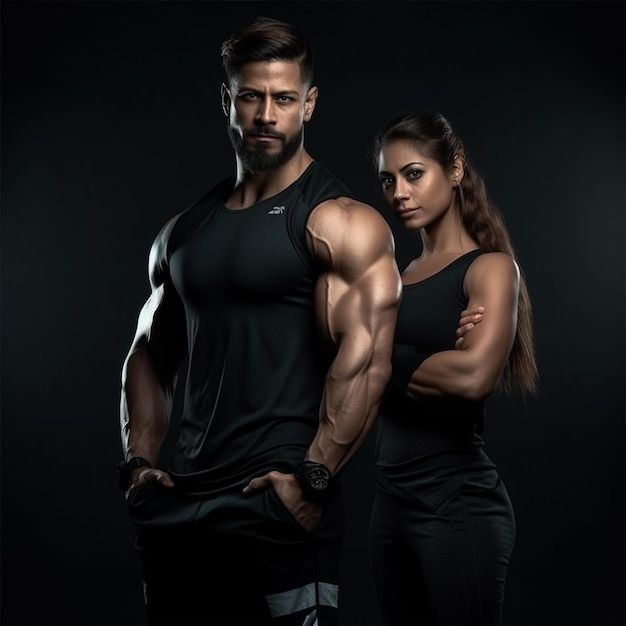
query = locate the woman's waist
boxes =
[375,445,494,478]
[380,390,484,422]
[375,405,486,465]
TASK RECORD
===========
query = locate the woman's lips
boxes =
[397,207,421,219]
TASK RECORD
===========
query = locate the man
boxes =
[118,18,401,626]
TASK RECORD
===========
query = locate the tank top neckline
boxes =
[402,249,484,290]
[221,161,317,214]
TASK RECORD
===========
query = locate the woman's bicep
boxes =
[460,253,520,392]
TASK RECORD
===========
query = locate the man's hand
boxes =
[455,305,485,348]
[243,471,322,532]
[126,468,175,500]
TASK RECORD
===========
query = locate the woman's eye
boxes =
[407,169,423,180]
[379,177,394,189]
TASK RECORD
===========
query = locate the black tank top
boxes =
[164,161,350,495]
[375,250,497,507]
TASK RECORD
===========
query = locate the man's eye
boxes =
[277,96,293,103]
[241,93,258,101]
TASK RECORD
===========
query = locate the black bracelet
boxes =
[116,457,152,491]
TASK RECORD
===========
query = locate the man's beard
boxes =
[228,125,303,172]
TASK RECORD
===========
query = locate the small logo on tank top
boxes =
[268,205,285,214]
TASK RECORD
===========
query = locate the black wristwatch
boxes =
[296,461,333,499]
[116,457,152,491]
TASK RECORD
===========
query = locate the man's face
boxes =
[222,60,317,172]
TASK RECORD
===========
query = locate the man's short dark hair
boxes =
[221,18,314,88]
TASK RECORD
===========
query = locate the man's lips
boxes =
[248,134,281,140]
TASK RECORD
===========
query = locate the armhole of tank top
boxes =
[286,161,341,273]
[286,190,358,274]
[459,249,487,300]
[166,180,232,265]
[285,162,353,274]
[398,258,412,274]
[286,194,321,273]
[163,212,184,268]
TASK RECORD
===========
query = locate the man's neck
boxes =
[226,150,314,210]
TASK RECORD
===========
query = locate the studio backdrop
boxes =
[2,2,624,625]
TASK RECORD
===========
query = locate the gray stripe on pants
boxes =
[265,582,339,617]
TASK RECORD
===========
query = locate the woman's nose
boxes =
[394,180,410,202]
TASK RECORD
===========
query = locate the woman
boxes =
[369,112,537,626]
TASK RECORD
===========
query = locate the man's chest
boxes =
[170,205,315,308]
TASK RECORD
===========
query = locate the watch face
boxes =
[308,467,330,491]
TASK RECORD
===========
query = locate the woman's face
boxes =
[377,139,458,230]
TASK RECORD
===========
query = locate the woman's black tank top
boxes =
[375,250,497,507]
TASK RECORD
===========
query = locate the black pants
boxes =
[128,484,343,626]
[369,474,515,625]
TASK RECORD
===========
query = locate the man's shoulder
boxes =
[149,177,232,264]
[161,178,233,240]
[308,196,389,231]
[306,197,394,271]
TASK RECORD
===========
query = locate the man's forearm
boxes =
[120,345,175,465]
[305,335,391,475]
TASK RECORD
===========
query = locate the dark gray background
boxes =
[2,1,624,624]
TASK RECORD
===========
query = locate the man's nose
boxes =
[255,96,277,125]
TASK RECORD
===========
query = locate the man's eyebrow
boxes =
[236,87,300,97]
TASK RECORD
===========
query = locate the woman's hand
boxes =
[455,305,485,348]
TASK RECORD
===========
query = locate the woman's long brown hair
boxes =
[374,112,538,396]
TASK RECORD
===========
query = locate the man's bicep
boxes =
[127,281,186,386]
[129,215,187,381]
[325,259,399,341]
[146,279,186,356]
[308,199,401,344]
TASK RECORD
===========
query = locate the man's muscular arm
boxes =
[244,199,401,529]
[119,215,186,491]
[305,198,401,473]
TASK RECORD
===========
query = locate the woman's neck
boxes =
[419,206,477,257]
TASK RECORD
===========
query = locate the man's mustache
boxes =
[244,128,286,141]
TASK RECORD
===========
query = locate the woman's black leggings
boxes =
[369,475,516,625]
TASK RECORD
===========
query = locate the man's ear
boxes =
[221,83,231,118]
[303,85,318,122]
